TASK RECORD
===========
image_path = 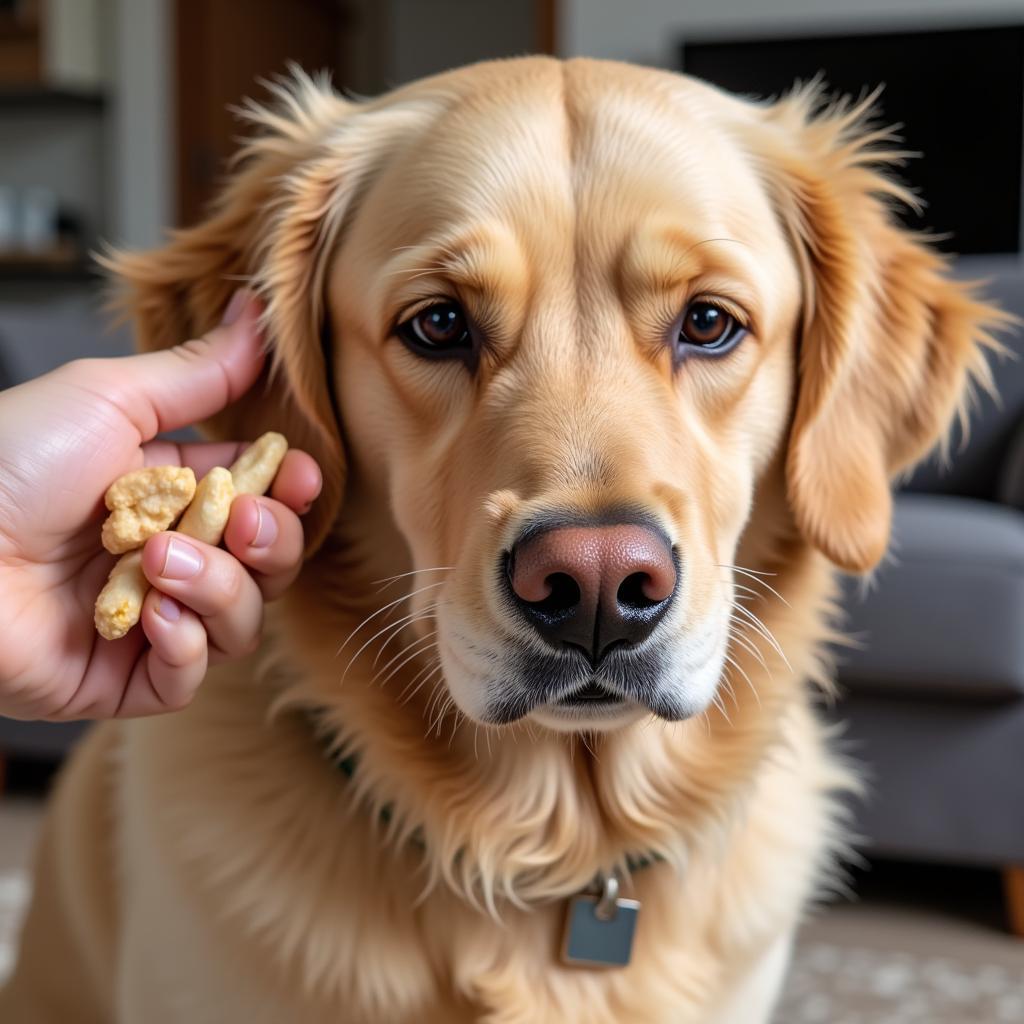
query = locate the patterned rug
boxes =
[775,939,1024,1022]
[0,872,28,983]
[1,870,1021,1020]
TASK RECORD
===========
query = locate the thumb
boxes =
[98,289,267,440]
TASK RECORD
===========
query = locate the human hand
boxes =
[0,290,322,720]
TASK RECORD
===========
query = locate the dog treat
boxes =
[176,467,236,546]
[94,550,147,641]
[93,433,289,640]
[229,431,288,495]
[101,466,196,555]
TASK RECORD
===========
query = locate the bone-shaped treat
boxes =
[94,433,288,640]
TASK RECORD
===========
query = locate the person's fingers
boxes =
[49,629,147,720]
[87,289,267,441]
[140,532,263,658]
[268,450,322,514]
[141,440,245,474]
[112,590,209,717]
[140,445,321,516]
[223,496,305,601]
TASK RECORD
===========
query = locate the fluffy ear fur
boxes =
[758,86,1010,572]
[106,72,426,554]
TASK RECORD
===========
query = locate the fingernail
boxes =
[220,288,250,326]
[161,537,204,579]
[251,501,278,548]
[158,595,182,622]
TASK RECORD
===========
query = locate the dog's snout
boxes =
[507,522,676,663]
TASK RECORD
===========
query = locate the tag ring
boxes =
[594,873,620,922]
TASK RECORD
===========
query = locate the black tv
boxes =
[681,24,1024,256]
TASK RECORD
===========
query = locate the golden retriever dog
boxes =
[1,57,1004,1023]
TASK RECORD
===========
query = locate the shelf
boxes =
[0,84,105,111]
[0,249,98,282]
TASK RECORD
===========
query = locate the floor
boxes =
[2,786,1022,1021]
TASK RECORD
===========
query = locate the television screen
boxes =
[682,25,1024,256]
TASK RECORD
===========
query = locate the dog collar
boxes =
[316,717,659,967]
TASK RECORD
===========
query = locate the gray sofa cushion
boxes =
[833,693,1024,865]
[839,493,1024,701]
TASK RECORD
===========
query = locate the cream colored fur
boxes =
[0,57,1003,1022]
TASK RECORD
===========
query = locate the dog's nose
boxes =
[508,522,677,663]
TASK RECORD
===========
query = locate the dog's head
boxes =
[113,59,1003,732]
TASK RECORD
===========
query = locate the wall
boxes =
[561,0,1024,68]
[43,0,104,88]
[0,0,158,386]
[108,0,171,250]
[390,0,535,84]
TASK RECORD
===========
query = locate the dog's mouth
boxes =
[441,617,727,730]
[554,679,624,707]
[531,677,640,731]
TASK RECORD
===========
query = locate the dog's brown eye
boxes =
[397,301,472,357]
[678,301,745,352]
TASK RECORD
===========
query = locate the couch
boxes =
[835,271,1024,935]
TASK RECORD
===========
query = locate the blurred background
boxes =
[2,1,1024,1020]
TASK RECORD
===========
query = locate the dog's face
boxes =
[331,69,800,729]
[116,59,1001,732]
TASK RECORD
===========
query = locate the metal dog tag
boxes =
[561,875,640,968]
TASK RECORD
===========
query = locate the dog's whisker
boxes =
[717,563,790,608]
[730,626,769,670]
[398,662,444,708]
[719,674,739,712]
[579,731,599,762]
[335,580,446,657]
[447,708,465,750]
[436,697,457,739]
[372,607,438,669]
[709,686,732,724]
[422,684,442,725]
[730,603,791,670]
[335,592,416,657]
[340,605,433,684]
[727,622,771,673]
[396,662,435,705]
[425,687,455,739]
[375,634,440,689]
[372,622,437,679]
[338,586,444,678]
[372,566,454,591]
[716,562,778,578]
[722,651,761,709]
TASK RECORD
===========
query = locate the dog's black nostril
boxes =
[529,572,580,618]
[616,572,661,612]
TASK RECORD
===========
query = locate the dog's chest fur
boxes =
[111,637,839,1024]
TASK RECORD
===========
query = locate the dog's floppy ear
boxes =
[757,86,1009,572]
[107,72,424,554]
